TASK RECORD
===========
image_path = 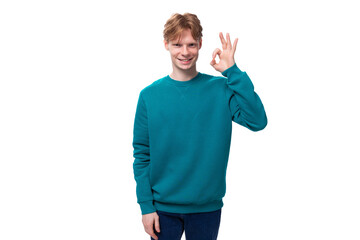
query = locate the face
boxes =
[164,28,202,72]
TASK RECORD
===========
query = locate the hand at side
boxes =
[142,211,161,240]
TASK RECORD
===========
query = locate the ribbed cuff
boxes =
[221,63,243,77]
[139,200,156,215]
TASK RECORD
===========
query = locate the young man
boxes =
[132,13,267,240]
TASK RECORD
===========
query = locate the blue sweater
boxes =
[132,63,267,215]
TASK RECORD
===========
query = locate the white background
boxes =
[1,0,359,239]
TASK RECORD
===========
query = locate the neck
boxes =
[170,65,198,81]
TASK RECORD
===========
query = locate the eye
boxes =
[174,44,181,47]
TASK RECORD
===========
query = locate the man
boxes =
[132,13,267,240]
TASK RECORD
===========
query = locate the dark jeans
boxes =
[151,208,222,240]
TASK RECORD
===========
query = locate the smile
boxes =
[177,57,193,63]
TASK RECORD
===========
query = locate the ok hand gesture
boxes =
[210,32,238,73]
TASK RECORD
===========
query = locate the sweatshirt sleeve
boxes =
[221,63,268,131]
[132,92,156,215]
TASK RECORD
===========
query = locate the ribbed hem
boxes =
[139,200,156,215]
[154,199,223,214]
[221,63,243,77]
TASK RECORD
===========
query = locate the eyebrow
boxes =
[173,42,197,45]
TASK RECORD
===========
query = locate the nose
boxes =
[181,46,190,55]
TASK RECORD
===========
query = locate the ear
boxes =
[199,38,202,49]
[164,39,169,51]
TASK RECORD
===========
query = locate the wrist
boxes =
[221,62,237,75]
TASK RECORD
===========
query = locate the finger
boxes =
[233,38,238,53]
[226,33,232,49]
[212,48,222,59]
[210,57,216,66]
[146,226,158,240]
[155,215,160,233]
[149,229,158,240]
[219,32,226,49]
[151,233,158,240]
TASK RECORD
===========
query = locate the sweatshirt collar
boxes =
[164,72,203,86]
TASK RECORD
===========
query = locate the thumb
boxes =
[155,215,160,233]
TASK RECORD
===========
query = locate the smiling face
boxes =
[164,28,202,73]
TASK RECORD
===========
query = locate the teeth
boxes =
[179,58,191,61]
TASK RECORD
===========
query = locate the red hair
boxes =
[163,13,203,42]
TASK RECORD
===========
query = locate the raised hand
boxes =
[210,32,238,73]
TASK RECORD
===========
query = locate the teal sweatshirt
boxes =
[132,63,267,215]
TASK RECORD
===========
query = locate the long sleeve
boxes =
[132,92,156,215]
[221,63,267,131]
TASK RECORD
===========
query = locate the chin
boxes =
[177,65,194,70]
